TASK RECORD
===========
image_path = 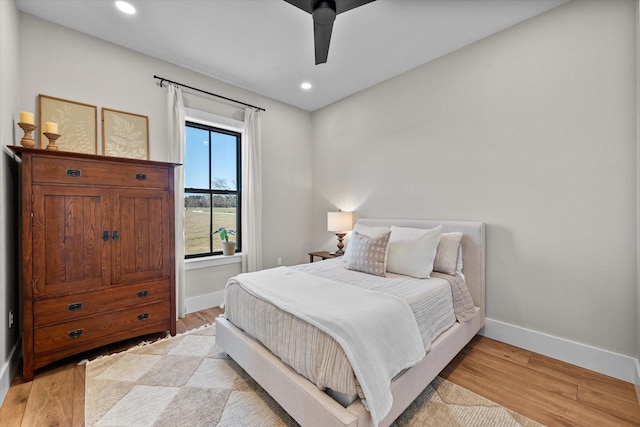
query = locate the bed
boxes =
[216,218,485,426]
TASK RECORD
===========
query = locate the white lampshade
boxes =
[327,211,353,232]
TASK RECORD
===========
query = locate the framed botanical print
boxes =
[38,94,97,153]
[102,108,149,159]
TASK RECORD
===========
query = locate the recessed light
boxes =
[115,1,136,15]
[301,82,312,90]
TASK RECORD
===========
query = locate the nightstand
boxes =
[308,251,338,263]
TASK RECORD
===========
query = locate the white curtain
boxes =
[167,84,187,318]
[241,107,263,272]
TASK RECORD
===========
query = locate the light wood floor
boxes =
[1,307,638,426]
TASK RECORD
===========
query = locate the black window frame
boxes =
[184,121,242,259]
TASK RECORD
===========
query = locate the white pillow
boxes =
[386,225,443,278]
[343,224,390,261]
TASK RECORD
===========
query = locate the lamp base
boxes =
[334,232,346,256]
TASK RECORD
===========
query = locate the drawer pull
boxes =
[68,303,83,311]
[137,290,149,298]
[138,313,149,321]
[102,230,110,242]
[111,230,119,241]
[66,169,81,177]
[68,329,83,338]
[136,173,147,181]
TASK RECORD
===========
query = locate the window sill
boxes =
[185,253,242,270]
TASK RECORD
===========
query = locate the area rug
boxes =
[85,324,542,426]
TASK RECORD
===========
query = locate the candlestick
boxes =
[43,132,61,151]
[44,121,59,134]
[20,111,35,125]
[18,122,37,148]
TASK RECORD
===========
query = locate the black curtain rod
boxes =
[154,75,266,112]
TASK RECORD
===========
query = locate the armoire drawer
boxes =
[33,280,170,327]
[34,300,170,355]
[31,157,169,189]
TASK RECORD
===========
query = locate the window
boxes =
[184,121,241,258]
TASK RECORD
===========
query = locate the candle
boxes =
[20,111,34,124]
[45,122,59,134]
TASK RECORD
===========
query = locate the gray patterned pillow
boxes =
[433,232,463,275]
[345,231,391,277]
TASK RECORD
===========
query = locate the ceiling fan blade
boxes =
[283,0,313,14]
[314,20,334,64]
[334,0,376,14]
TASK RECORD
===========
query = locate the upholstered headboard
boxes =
[356,219,486,317]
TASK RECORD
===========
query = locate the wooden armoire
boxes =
[10,146,177,381]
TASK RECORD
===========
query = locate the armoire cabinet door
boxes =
[32,185,112,297]
[111,189,171,285]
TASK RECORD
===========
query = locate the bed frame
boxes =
[217,219,485,427]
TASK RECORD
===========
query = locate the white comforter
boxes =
[227,266,426,426]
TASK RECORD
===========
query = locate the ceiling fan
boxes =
[284,0,376,65]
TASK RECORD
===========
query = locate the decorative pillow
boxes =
[345,231,391,277]
[386,225,443,279]
[434,232,463,275]
[343,224,390,262]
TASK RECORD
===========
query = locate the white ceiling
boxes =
[16,0,568,112]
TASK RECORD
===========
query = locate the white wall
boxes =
[636,0,640,398]
[312,0,637,365]
[0,0,22,404]
[16,13,313,318]
[185,258,242,312]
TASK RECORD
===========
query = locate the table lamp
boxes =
[327,210,353,255]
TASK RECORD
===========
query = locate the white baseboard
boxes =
[481,318,638,384]
[0,339,21,408]
[635,358,640,404]
[185,290,224,315]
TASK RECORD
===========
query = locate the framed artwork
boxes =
[102,108,149,159]
[38,94,98,153]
